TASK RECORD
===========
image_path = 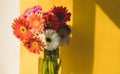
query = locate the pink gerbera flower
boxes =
[22,5,42,18]
[27,13,44,33]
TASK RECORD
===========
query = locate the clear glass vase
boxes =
[38,48,61,74]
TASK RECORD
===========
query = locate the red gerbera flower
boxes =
[27,13,44,33]
[23,37,43,54]
[44,13,60,30]
[51,6,71,24]
[12,17,33,41]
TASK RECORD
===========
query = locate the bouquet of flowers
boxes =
[11,5,71,74]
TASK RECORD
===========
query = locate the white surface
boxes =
[0,0,20,74]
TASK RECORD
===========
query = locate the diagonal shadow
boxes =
[61,0,95,74]
[96,0,120,28]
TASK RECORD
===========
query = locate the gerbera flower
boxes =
[57,25,71,45]
[44,13,60,30]
[12,17,33,41]
[38,29,60,50]
[22,5,42,18]
[51,6,71,24]
[27,13,44,33]
[23,37,43,54]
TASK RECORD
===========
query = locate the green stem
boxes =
[39,48,61,74]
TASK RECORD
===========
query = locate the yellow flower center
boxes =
[32,41,38,47]
[33,20,39,26]
[20,26,26,34]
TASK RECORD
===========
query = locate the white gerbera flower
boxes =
[57,25,71,46]
[59,34,70,45]
[39,29,60,50]
[38,33,46,43]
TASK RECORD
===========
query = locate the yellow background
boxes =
[93,4,120,74]
[20,0,120,74]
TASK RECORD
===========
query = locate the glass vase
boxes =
[38,48,61,74]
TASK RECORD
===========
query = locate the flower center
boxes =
[57,13,64,20]
[60,34,65,39]
[20,26,26,34]
[33,20,39,26]
[32,41,38,47]
[46,38,52,43]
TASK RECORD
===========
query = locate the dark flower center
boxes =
[22,28,25,31]
[60,34,65,39]
[20,26,26,34]
[32,41,38,47]
[46,38,52,42]
[57,13,64,20]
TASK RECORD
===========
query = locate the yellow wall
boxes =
[93,4,120,74]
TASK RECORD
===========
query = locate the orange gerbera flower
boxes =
[12,17,33,41]
[23,37,43,54]
[27,13,44,33]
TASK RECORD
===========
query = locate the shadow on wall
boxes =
[61,0,95,74]
[96,0,120,28]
